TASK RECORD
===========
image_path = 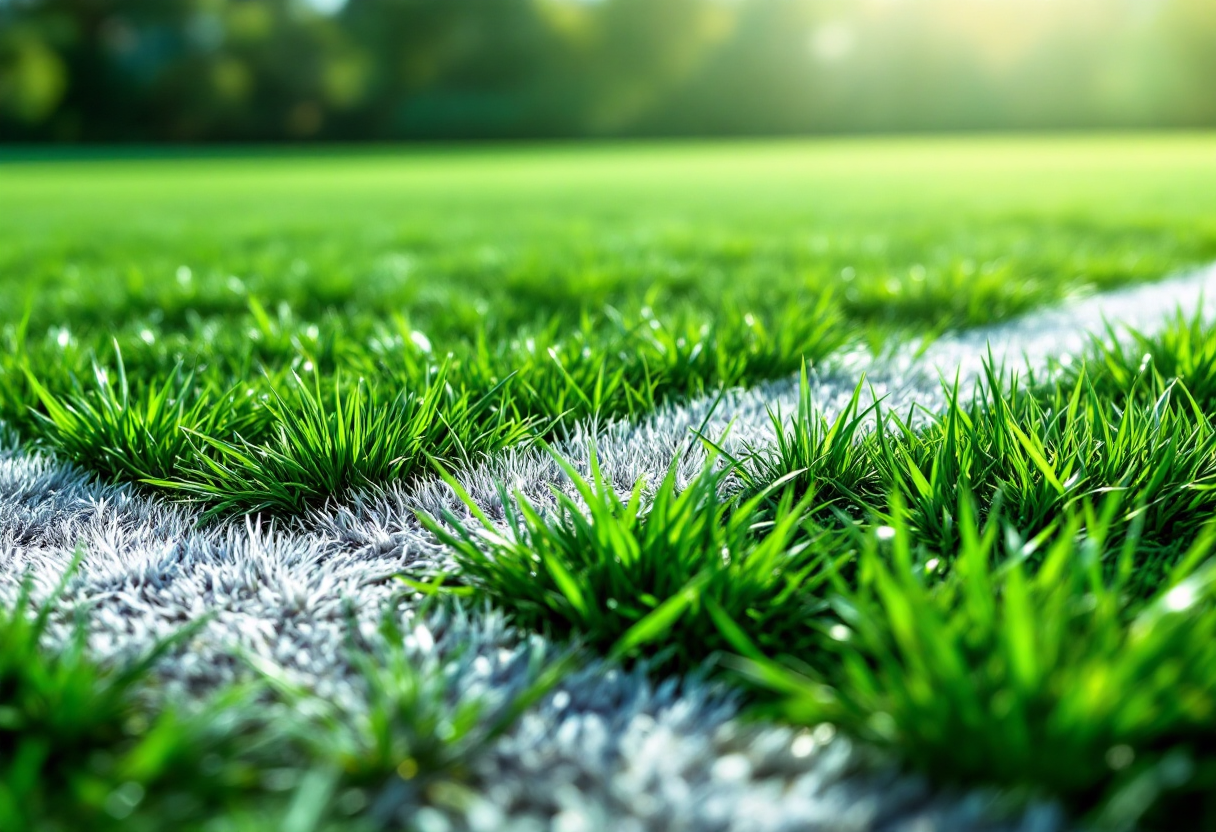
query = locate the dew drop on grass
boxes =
[1106,744,1135,770]
[711,753,752,782]
[869,712,897,739]
[413,807,452,832]
[123,713,149,735]
[104,782,145,819]
[875,525,896,541]
[790,731,816,758]
[410,330,432,352]
[554,809,594,832]
[337,788,368,815]
[412,624,435,653]
[1163,582,1197,612]
[812,723,836,744]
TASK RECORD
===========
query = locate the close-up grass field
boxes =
[5,137,1216,513]
[6,133,1216,831]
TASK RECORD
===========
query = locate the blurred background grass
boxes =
[2,0,1216,143]
[5,135,1216,336]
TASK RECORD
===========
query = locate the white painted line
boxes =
[3,265,1212,830]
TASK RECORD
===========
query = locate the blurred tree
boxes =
[577,0,736,133]
[0,21,67,127]
[337,0,573,137]
[0,0,1214,142]
[1159,0,1216,126]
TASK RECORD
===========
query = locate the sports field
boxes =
[5,134,1216,830]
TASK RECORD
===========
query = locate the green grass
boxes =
[0,566,272,832]
[731,495,1216,830]
[744,360,1216,593]
[426,309,1216,828]
[2,563,568,831]
[2,294,852,516]
[424,447,838,671]
[4,136,1216,514]
[149,366,534,518]
[9,136,1216,829]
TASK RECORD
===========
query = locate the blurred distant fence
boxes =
[2,0,1215,142]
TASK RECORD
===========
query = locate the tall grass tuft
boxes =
[153,365,537,518]
[748,360,1216,591]
[25,343,257,482]
[0,564,272,831]
[423,446,839,670]
[727,494,1216,830]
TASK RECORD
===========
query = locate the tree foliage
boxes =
[3,0,1216,141]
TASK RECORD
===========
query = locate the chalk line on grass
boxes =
[2,266,1214,830]
[320,261,1216,544]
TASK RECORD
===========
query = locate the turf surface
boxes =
[5,135,1216,830]
[4,135,1216,514]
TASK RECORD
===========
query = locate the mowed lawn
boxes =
[7,135,1216,337]
[4,135,1216,511]
[6,135,1216,830]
